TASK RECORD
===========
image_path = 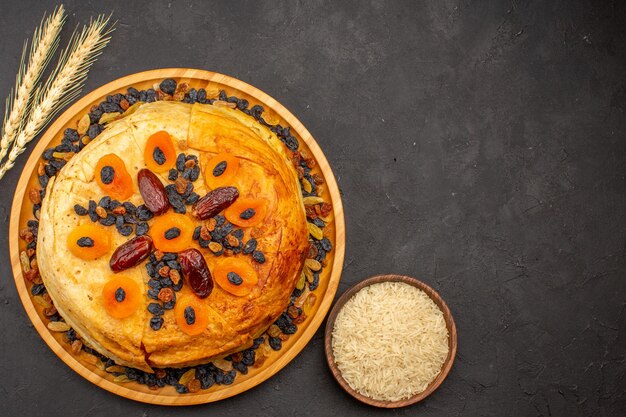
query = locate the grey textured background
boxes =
[0,1,625,416]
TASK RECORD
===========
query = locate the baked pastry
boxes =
[37,101,309,371]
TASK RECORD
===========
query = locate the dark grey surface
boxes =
[0,1,624,416]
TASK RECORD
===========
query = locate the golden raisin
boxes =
[112,206,126,215]
[95,206,107,218]
[155,369,167,379]
[199,226,211,241]
[158,265,171,277]
[153,250,164,261]
[187,378,201,393]
[158,287,174,303]
[206,218,217,232]
[29,189,41,204]
[169,269,181,285]
[175,177,188,194]
[71,339,83,354]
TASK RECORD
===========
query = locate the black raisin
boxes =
[176,153,186,171]
[153,146,166,165]
[64,128,80,142]
[162,252,177,261]
[148,279,161,289]
[87,124,103,139]
[137,204,154,221]
[281,135,299,151]
[189,165,200,182]
[283,324,297,335]
[31,283,46,296]
[115,215,125,228]
[160,78,177,95]
[147,288,159,300]
[236,98,249,110]
[98,196,111,209]
[100,166,115,184]
[252,251,265,264]
[185,192,199,205]
[239,208,255,220]
[233,362,248,375]
[150,316,164,330]
[168,168,178,181]
[242,349,255,366]
[44,164,57,177]
[118,224,133,236]
[77,237,94,247]
[215,215,225,226]
[127,87,139,98]
[38,174,49,188]
[74,204,88,216]
[49,158,66,170]
[136,222,149,236]
[227,272,243,286]
[212,161,227,177]
[42,148,55,160]
[163,300,175,310]
[122,201,137,215]
[309,273,320,291]
[269,337,282,350]
[184,306,196,325]
[88,200,98,222]
[115,287,126,302]
[242,239,257,255]
[164,227,180,240]
[148,303,164,316]
[99,214,116,226]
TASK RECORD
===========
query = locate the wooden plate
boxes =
[324,274,457,408]
[8,69,345,405]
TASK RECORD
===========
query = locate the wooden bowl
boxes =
[9,68,345,405]
[324,274,457,408]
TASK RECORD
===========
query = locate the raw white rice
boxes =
[331,281,449,402]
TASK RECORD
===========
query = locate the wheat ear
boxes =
[0,14,115,180]
[0,5,65,164]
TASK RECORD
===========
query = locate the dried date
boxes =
[110,235,153,272]
[137,168,170,215]
[191,186,239,220]
[178,248,214,298]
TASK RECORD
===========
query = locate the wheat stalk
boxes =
[0,6,65,164]
[0,14,115,180]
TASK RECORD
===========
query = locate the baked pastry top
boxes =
[37,101,309,371]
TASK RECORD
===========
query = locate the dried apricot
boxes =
[213,257,258,297]
[102,275,140,319]
[150,212,194,252]
[94,154,134,200]
[224,198,267,228]
[204,153,239,189]
[175,295,209,336]
[144,131,176,173]
[67,224,112,260]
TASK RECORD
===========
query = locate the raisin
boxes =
[147,288,160,300]
[136,222,149,236]
[269,337,282,350]
[176,153,186,172]
[98,196,112,209]
[64,128,80,142]
[164,227,181,240]
[160,78,177,95]
[88,200,98,222]
[168,168,178,181]
[227,272,243,286]
[100,214,116,226]
[148,303,164,316]
[88,123,103,139]
[189,166,200,182]
[115,287,126,302]
[148,279,162,289]
[42,148,54,160]
[252,251,265,264]
[31,283,46,296]
[137,204,154,221]
[185,192,200,205]
[152,146,166,165]
[184,306,196,325]
[150,316,164,330]
[212,161,227,177]
[76,237,94,247]
[74,204,88,216]
[320,238,332,252]
[239,208,255,220]
[100,166,115,184]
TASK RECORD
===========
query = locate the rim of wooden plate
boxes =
[9,68,345,405]
[324,274,457,408]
